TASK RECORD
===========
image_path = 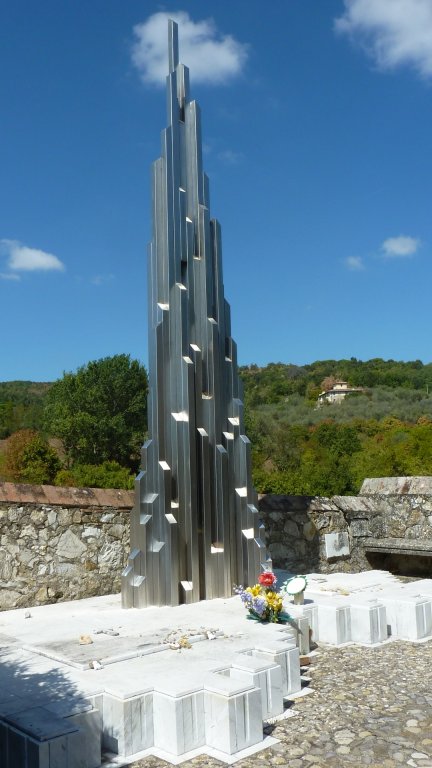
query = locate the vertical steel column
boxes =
[122,20,267,608]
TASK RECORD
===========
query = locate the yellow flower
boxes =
[246,584,261,597]
[265,591,282,612]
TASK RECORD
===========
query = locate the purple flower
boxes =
[252,596,267,617]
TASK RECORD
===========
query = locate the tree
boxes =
[44,354,148,469]
[0,381,51,438]
[55,461,134,490]
[320,376,337,392]
[4,429,61,484]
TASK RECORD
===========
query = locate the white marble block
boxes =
[44,698,101,768]
[407,580,432,598]
[316,602,351,645]
[0,707,86,768]
[49,732,88,768]
[230,654,283,718]
[102,689,153,756]
[153,683,205,756]
[292,616,311,655]
[286,603,318,649]
[1,726,87,768]
[251,641,301,697]
[25,735,50,768]
[68,709,101,768]
[2,725,48,768]
[349,600,387,645]
[381,595,432,640]
[204,672,263,754]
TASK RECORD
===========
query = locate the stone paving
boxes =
[129,639,432,768]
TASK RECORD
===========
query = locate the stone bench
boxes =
[363,538,432,557]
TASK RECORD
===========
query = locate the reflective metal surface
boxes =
[122,20,267,608]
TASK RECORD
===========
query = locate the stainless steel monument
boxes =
[122,20,267,608]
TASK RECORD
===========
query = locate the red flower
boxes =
[258,571,276,587]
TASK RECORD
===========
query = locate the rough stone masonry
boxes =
[0,483,132,610]
[2,476,432,611]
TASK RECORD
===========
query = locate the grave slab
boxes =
[1,569,431,765]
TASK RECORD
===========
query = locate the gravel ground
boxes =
[129,639,432,768]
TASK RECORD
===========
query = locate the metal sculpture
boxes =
[122,20,267,608]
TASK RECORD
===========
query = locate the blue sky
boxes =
[1,0,431,381]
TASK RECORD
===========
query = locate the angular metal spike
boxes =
[168,19,179,73]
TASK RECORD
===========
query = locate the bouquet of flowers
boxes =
[234,571,291,624]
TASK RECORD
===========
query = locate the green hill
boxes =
[2,358,432,495]
[238,359,432,496]
[0,381,52,438]
[239,358,432,407]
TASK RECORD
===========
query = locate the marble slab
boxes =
[203,671,262,755]
[349,600,387,645]
[315,602,351,645]
[68,708,102,768]
[0,723,85,768]
[230,655,283,718]
[3,706,79,741]
[324,532,350,559]
[284,602,318,649]
[379,595,432,641]
[102,691,154,756]
[153,689,205,755]
[250,641,301,697]
[11,576,430,764]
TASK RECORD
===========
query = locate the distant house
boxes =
[317,380,364,406]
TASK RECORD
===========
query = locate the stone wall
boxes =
[333,477,432,575]
[2,477,432,611]
[259,476,432,576]
[0,483,133,611]
[258,495,357,574]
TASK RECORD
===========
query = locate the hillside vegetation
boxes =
[1,357,432,493]
[0,381,51,439]
[0,355,147,489]
[240,358,432,407]
[239,359,432,496]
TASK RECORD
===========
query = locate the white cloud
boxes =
[91,273,114,286]
[0,239,65,272]
[0,272,20,281]
[381,235,420,257]
[335,0,432,79]
[345,256,365,270]
[131,11,248,86]
[217,149,244,166]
